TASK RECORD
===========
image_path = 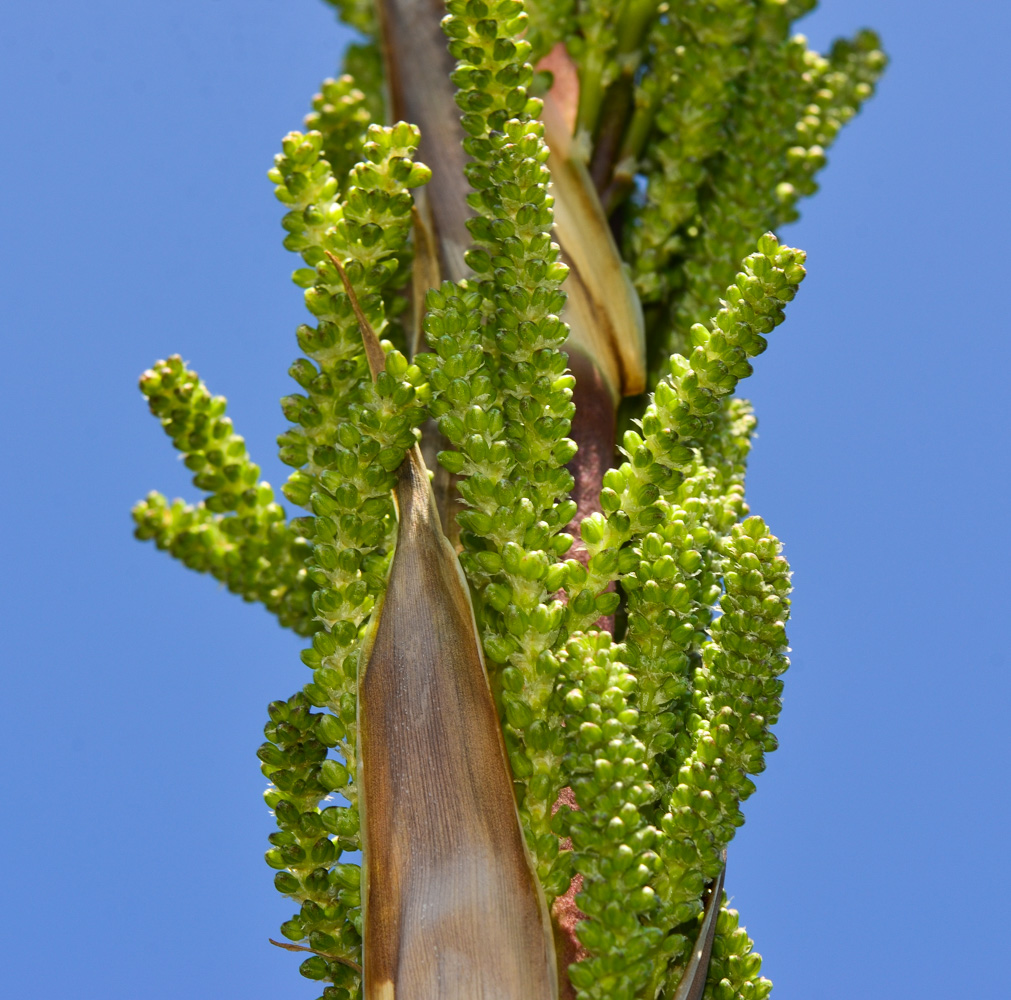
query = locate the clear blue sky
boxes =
[1,2,1008,997]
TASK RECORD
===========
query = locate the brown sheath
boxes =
[358,447,558,1000]
[541,89,646,401]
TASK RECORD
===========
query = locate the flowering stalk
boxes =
[135,1,884,997]
[133,355,315,634]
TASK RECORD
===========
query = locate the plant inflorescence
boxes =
[135,1,883,996]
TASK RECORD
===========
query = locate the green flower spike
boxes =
[672,30,885,341]
[260,690,364,995]
[567,234,806,636]
[626,0,756,303]
[274,121,431,728]
[555,627,729,1000]
[133,355,315,634]
[621,394,760,792]
[411,0,579,900]
[304,75,374,193]
[557,631,664,1000]
[261,121,432,996]
[652,515,791,994]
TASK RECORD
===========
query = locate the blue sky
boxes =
[1,1,1008,997]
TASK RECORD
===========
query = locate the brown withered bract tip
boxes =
[268,938,362,974]
[326,250,387,381]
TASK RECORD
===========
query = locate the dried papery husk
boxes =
[329,253,558,1000]
[358,446,558,1000]
[541,85,647,402]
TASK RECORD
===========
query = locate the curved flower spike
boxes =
[134,356,315,633]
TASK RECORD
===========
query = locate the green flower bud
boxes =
[299,956,329,980]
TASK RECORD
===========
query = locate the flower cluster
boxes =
[304,75,373,194]
[260,691,363,996]
[265,121,432,988]
[669,28,885,348]
[625,1,756,302]
[558,632,664,1000]
[648,515,791,990]
[133,355,314,634]
[134,1,883,997]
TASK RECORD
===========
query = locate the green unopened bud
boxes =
[299,956,329,980]
[274,871,301,895]
[319,759,350,790]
